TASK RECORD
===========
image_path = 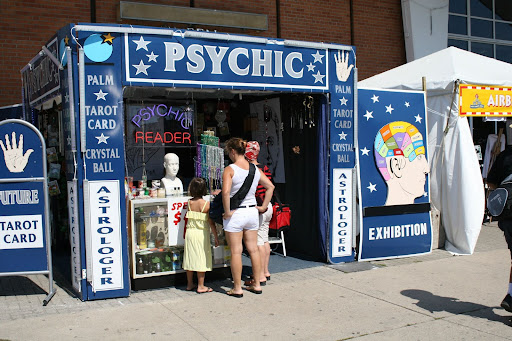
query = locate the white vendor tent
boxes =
[359,46,512,255]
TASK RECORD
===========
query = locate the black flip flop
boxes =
[245,286,262,294]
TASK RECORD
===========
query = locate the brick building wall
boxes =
[0,0,405,107]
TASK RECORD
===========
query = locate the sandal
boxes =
[227,289,243,298]
[245,286,262,294]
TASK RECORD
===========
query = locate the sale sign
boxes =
[167,198,188,245]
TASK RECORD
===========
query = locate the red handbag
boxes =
[269,202,291,232]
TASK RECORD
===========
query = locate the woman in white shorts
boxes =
[222,138,274,297]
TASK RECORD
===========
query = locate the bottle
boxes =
[136,257,144,274]
[157,187,165,198]
[139,220,147,249]
[143,258,150,274]
[172,249,181,270]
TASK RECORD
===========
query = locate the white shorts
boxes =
[257,204,273,245]
[223,207,259,233]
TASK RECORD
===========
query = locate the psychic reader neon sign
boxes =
[131,103,193,145]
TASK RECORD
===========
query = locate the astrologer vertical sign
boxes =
[0,119,56,305]
[357,88,432,261]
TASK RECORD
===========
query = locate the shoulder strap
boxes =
[230,163,256,207]
[501,173,512,184]
[200,200,208,213]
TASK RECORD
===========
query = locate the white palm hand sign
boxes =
[0,132,34,173]
[334,51,354,82]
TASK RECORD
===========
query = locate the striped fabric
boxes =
[256,165,272,205]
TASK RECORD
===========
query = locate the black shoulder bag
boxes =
[209,163,256,224]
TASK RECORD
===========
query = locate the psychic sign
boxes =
[124,34,330,90]
[0,120,51,273]
[126,101,194,147]
[78,29,130,299]
[459,84,512,116]
[357,88,432,261]
[328,50,356,263]
[85,180,124,291]
[21,36,61,107]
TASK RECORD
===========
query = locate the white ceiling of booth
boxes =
[359,46,512,95]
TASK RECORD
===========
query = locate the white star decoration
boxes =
[306,62,315,72]
[367,182,377,192]
[312,51,324,63]
[385,104,394,114]
[405,101,410,107]
[371,94,379,103]
[67,136,72,146]
[339,131,347,140]
[95,133,110,144]
[146,51,159,62]
[133,60,151,75]
[423,192,428,197]
[415,114,423,123]
[363,110,373,121]
[312,71,325,84]
[133,36,151,51]
[339,97,348,106]
[360,147,370,156]
[94,89,108,101]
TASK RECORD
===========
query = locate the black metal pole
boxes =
[90,0,96,23]
[276,0,281,38]
[349,0,354,45]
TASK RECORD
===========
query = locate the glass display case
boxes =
[129,197,230,279]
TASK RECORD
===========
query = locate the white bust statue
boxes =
[161,153,183,197]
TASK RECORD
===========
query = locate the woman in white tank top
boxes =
[221,138,274,297]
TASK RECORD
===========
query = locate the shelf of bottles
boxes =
[129,198,230,279]
[130,199,182,278]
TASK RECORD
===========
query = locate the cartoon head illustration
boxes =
[374,121,428,206]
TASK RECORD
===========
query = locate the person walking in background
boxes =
[486,146,512,313]
[183,177,219,293]
[222,138,274,297]
[244,141,273,287]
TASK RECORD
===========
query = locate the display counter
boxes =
[129,196,229,279]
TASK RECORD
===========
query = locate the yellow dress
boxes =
[183,200,212,272]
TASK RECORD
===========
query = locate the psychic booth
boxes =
[20,23,356,301]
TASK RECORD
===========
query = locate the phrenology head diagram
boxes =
[374,121,428,206]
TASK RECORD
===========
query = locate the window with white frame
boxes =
[448,0,512,63]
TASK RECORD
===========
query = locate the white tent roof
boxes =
[359,46,512,93]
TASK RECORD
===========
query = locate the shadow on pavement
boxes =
[401,289,512,326]
[0,276,47,296]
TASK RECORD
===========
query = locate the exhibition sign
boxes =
[0,119,56,305]
[459,84,512,116]
[357,89,432,261]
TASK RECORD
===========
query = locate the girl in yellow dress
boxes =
[183,178,219,293]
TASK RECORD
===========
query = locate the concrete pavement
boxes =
[1,222,511,340]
